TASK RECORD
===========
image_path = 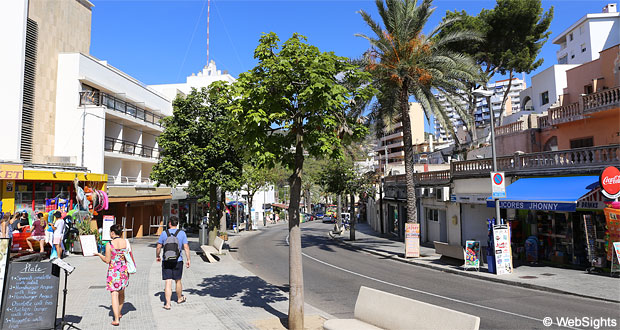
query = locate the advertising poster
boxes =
[493,225,513,275]
[0,238,10,311]
[102,215,115,241]
[604,208,620,261]
[405,223,420,258]
[465,240,480,269]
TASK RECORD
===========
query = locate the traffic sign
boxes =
[491,172,506,199]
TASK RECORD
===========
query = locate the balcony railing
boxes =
[537,115,550,128]
[104,137,160,159]
[416,170,451,185]
[495,120,525,136]
[549,86,620,126]
[80,91,165,127]
[583,86,620,112]
[451,144,619,178]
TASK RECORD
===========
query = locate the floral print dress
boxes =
[106,242,129,292]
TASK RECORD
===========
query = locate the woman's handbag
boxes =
[124,239,137,274]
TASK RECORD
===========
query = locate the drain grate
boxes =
[519,276,538,279]
[540,273,556,276]
[89,285,106,289]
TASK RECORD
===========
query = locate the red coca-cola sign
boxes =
[600,166,620,198]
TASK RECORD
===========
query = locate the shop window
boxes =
[34,182,53,211]
[15,182,33,211]
[541,91,549,105]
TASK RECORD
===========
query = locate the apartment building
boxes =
[433,78,526,143]
[553,3,619,65]
[54,53,173,236]
[375,103,425,175]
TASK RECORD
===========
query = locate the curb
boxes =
[332,235,620,304]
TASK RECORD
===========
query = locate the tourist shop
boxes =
[486,176,610,268]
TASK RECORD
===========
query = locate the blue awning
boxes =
[487,176,598,212]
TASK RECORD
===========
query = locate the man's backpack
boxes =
[163,229,181,262]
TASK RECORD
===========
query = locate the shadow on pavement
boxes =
[98,302,137,317]
[185,275,288,319]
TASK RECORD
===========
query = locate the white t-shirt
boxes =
[54,219,65,237]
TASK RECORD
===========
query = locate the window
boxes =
[579,25,584,35]
[541,91,549,105]
[581,44,586,53]
[426,208,439,222]
[559,55,568,64]
[570,137,593,149]
[569,33,573,41]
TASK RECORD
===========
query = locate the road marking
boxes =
[286,234,577,329]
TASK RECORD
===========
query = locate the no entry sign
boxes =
[491,172,506,199]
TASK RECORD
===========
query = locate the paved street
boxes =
[56,232,330,330]
[232,221,620,330]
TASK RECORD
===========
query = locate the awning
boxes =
[272,203,289,209]
[108,195,172,203]
[487,176,598,212]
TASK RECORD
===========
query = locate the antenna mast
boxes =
[207,0,211,64]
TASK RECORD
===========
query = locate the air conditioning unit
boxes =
[436,187,450,202]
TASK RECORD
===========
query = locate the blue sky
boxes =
[89,0,608,131]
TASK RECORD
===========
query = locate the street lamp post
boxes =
[473,88,501,224]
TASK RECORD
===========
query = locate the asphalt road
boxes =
[232,221,620,330]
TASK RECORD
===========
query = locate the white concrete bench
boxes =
[434,241,465,261]
[323,286,480,330]
[200,236,224,263]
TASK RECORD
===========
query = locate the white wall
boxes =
[554,13,619,65]
[0,0,28,161]
[55,53,172,177]
[461,203,494,247]
[590,18,620,56]
[519,64,578,114]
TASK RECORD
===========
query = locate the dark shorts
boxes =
[162,261,183,280]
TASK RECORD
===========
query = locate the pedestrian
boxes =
[156,216,190,310]
[51,211,65,258]
[0,213,12,238]
[95,224,130,327]
[16,211,30,232]
[26,212,46,253]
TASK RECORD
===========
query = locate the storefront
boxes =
[487,176,609,268]
[1,163,107,214]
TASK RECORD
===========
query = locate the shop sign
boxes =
[493,224,513,275]
[487,200,576,212]
[457,194,490,204]
[0,164,23,180]
[491,172,506,199]
[600,166,620,199]
[576,200,606,210]
[404,223,420,258]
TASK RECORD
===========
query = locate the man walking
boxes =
[156,216,190,310]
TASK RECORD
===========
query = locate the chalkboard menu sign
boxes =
[1,262,60,329]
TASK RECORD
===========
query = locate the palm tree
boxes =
[357,0,481,243]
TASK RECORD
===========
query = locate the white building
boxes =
[518,65,578,115]
[149,60,236,101]
[434,78,526,142]
[553,3,619,65]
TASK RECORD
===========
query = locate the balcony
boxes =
[80,91,165,127]
[451,144,619,178]
[549,86,620,125]
[537,115,550,128]
[494,120,525,136]
[104,137,160,160]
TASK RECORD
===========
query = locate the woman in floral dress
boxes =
[95,224,129,326]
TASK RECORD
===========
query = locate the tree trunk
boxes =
[336,194,342,229]
[399,80,418,227]
[219,189,227,232]
[209,184,217,231]
[468,87,478,143]
[288,127,305,330]
[498,71,514,126]
[248,196,253,230]
[349,193,356,241]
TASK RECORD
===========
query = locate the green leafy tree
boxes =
[151,82,242,231]
[357,0,480,243]
[233,32,374,329]
[441,0,553,128]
